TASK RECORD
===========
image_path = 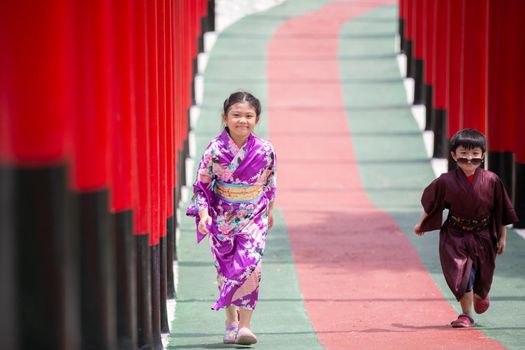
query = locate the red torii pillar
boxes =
[0,1,79,348]
[446,0,463,137]
[460,0,488,134]
[423,0,436,131]
[412,0,426,105]
[405,0,415,78]
[146,1,164,348]
[71,0,118,348]
[133,0,153,348]
[111,0,138,348]
[431,0,449,158]
[399,0,406,53]
[487,0,517,199]
[509,0,525,227]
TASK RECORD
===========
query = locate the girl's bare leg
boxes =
[238,308,253,329]
[225,305,238,323]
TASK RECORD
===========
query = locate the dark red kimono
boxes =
[420,167,518,301]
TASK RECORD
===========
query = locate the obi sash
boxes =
[214,180,263,203]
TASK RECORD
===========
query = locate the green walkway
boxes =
[169,1,525,349]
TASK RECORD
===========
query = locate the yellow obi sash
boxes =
[214,181,263,203]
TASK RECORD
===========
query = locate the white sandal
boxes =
[236,327,257,345]
[223,320,239,344]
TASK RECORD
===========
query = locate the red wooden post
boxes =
[0,1,79,348]
[111,0,138,347]
[399,0,406,53]
[412,0,426,105]
[431,0,449,158]
[405,0,415,78]
[146,1,163,348]
[511,0,525,228]
[460,0,489,133]
[132,0,153,347]
[487,0,517,198]
[72,0,118,347]
[446,0,463,138]
[423,0,436,131]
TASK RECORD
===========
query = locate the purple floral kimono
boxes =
[186,129,276,310]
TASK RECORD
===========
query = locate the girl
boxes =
[186,91,276,345]
[414,129,518,328]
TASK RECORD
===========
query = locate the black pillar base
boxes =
[424,84,433,131]
[77,190,117,350]
[406,40,414,78]
[11,165,80,349]
[399,19,405,53]
[0,166,16,349]
[167,216,176,298]
[136,234,153,349]
[150,245,164,349]
[432,108,448,159]
[488,152,515,200]
[160,236,170,334]
[114,210,138,349]
[413,59,425,105]
[514,162,525,228]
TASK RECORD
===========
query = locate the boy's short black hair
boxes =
[449,128,486,153]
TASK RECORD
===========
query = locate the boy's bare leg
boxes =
[460,291,474,315]
[225,305,238,323]
[238,308,253,329]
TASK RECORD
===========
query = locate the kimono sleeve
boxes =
[419,175,446,232]
[493,176,519,234]
[263,144,277,202]
[186,143,215,218]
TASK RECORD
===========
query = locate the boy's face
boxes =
[451,145,484,174]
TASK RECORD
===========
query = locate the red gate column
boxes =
[111,0,138,348]
[431,0,449,158]
[423,0,436,131]
[399,0,406,53]
[446,0,464,169]
[405,0,414,78]
[460,0,488,134]
[513,1,525,228]
[166,0,177,301]
[132,0,153,348]
[72,0,118,348]
[0,1,79,349]
[146,1,164,349]
[412,0,426,105]
[487,0,517,198]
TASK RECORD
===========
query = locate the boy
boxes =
[414,128,518,328]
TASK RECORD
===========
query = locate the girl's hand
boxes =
[413,223,424,236]
[497,236,506,255]
[268,209,274,230]
[198,214,212,235]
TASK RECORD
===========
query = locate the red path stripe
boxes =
[267,2,506,349]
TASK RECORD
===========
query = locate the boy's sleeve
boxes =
[419,176,446,232]
[493,177,519,234]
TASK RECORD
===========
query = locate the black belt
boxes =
[448,215,489,232]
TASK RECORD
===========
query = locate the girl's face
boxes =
[222,102,259,141]
[451,145,484,175]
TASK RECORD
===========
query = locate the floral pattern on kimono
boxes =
[186,129,276,310]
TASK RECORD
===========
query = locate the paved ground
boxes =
[168,1,525,349]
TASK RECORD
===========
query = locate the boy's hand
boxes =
[496,236,506,255]
[413,223,424,236]
[198,214,212,235]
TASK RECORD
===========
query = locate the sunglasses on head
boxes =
[456,157,483,166]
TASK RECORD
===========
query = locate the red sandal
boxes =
[451,314,475,328]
